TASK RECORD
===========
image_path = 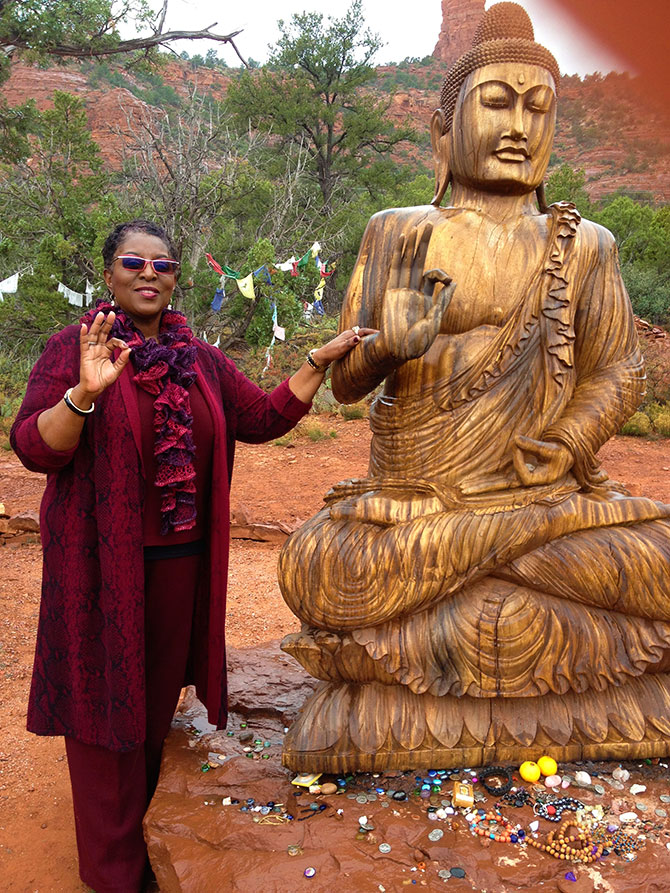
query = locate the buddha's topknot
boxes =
[439,2,560,133]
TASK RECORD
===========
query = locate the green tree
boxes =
[225,0,416,212]
[545,163,592,214]
[0,0,248,163]
[0,91,116,353]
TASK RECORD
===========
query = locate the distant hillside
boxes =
[4,56,670,203]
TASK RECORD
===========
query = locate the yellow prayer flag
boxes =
[314,279,325,300]
[237,273,256,300]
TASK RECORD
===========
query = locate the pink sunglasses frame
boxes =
[112,254,181,275]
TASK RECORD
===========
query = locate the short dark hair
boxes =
[102,220,180,273]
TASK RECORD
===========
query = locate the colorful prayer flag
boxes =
[211,288,225,312]
[236,273,256,300]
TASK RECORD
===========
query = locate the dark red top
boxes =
[11,327,310,750]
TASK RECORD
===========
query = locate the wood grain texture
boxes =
[278,42,670,771]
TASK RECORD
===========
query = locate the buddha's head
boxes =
[430,2,560,207]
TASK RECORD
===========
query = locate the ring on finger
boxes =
[87,341,97,346]
[352,325,360,335]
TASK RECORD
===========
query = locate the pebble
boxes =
[575,771,591,786]
[438,869,451,879]
[393,791,407,801]
[630,784,647,795]
[545,774,561,788]
[320,783,338,795]
[613,766,630,783]
[620,812,638,823]
[428,829,444,841]
[450,867,466,879]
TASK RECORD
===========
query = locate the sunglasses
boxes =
[113,255,180,275]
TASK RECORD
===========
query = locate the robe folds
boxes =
[279,203,670,697]
[12,327,309,750]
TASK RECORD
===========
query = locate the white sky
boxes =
[158,0,625,75]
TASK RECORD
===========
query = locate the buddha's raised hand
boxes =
[379,224,455,363]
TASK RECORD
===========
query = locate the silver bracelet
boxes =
[306,349,329,373]
[63,387,95,417]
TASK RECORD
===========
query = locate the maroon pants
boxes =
[65,554,201,893]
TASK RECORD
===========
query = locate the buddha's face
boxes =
[449,63,556,195]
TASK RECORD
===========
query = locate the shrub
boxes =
[640,338,670,405]
[304,421,327,442]
[653,411,670,437]
[340,402,367,420]
[621,411,652,436]
[646,402,666,422]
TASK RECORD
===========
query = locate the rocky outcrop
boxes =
[432,0,485,67]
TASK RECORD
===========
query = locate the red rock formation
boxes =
[432,0,485,67]
[3,57,670,202]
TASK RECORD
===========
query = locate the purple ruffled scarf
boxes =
[81,299,198,534]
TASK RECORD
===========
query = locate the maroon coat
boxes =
[11,325,310,751]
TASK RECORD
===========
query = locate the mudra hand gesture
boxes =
[513,434,573,486]
[380,224,455,363]
[79,310,132,399]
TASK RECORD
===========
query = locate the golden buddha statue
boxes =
[278,2,670,771]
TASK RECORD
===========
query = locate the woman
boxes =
[10,219,372,892]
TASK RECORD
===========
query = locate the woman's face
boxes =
[103,231,177,337]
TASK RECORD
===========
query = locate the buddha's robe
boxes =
[278,203,670,698]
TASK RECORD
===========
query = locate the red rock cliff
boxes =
[432,0,485,66]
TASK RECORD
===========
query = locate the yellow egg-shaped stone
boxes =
[519,761,541,783]
[537,755,558,777]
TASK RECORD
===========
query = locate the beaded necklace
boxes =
[533,796,585,822]
[526,817,603,863]
[467,807,520,842]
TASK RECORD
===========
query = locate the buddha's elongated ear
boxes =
[536,182,549,213]
[430,108,451,208]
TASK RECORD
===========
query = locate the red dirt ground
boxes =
[1,417,669,891]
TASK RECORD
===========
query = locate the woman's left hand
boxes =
[310,327,378,368]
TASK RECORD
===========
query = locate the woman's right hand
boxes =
[379,224,456,363]
[78,311,132,400]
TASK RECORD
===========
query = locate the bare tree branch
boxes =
[2,27,248,66]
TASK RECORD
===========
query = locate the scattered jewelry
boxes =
[534,797,585,822]
[526,818,603,863]
[478,766,514,796]
[469,808,516,842]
